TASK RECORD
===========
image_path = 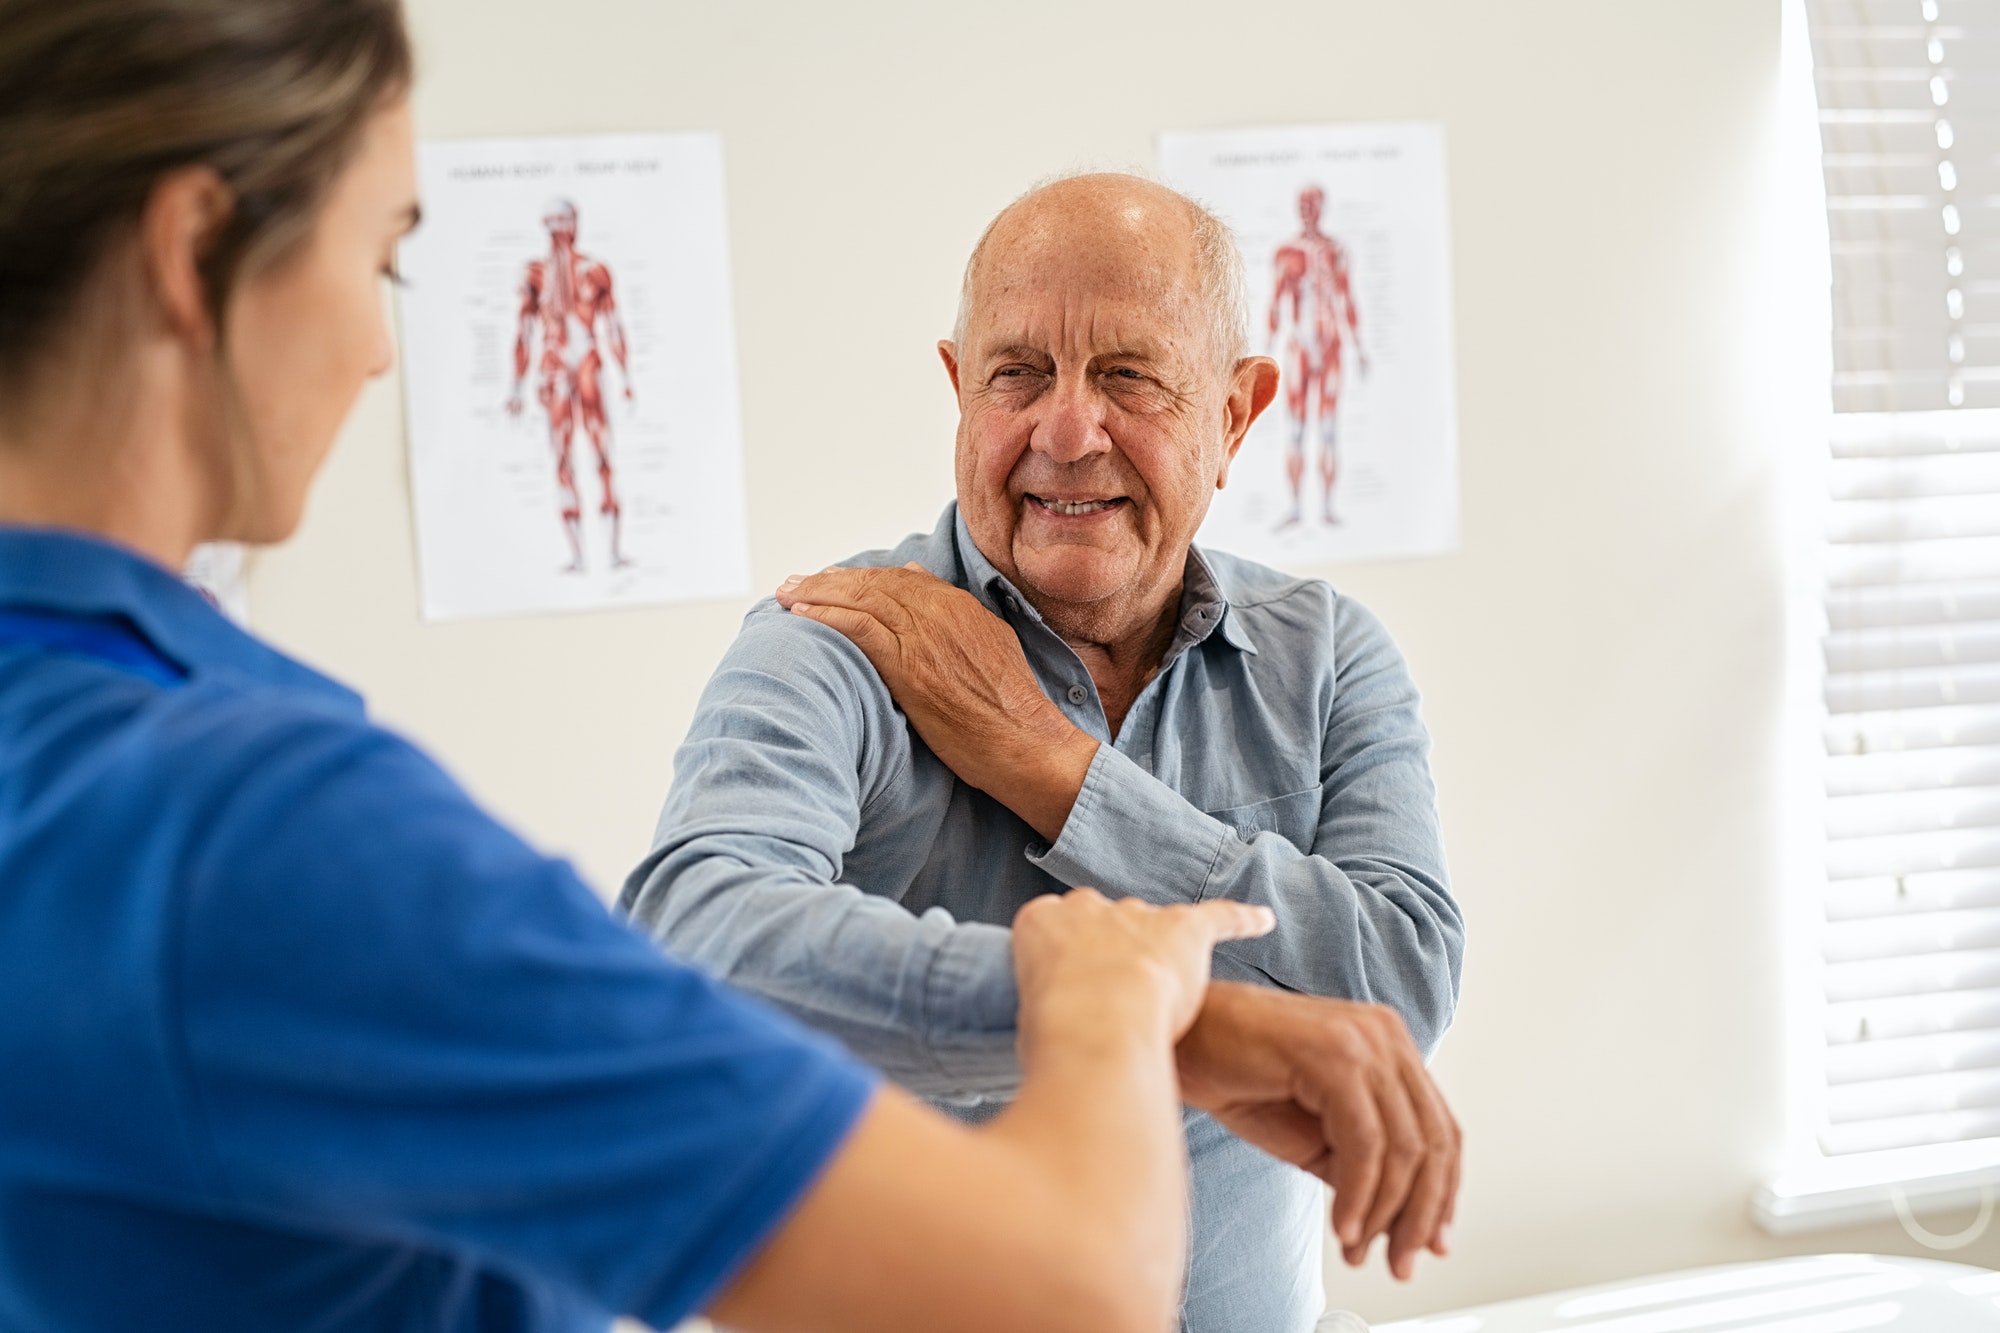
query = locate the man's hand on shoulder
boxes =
[777,564,1097,842]
[1177,981,1461,1281]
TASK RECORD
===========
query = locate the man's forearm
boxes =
[983,714,1098,844]
[710,891,1275,1333]
[626,848,1022,1098]
[1026,743,1462,1051]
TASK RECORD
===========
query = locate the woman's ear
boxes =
[139,166,234,350]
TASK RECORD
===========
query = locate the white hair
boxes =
[950,171,1249,376]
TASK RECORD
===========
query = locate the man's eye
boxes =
[1111,367,1146,381]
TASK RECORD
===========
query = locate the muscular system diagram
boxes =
[1268,185,1368,528]
[506,198,635,571]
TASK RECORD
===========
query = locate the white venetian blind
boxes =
[1810,0,2000,1157]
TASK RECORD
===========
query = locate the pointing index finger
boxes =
[1187,899,1276,944]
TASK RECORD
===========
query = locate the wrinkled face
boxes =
[1298,186,1324,229]
[222,99,418,543]
[946,192,1237,625]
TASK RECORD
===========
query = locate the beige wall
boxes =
[246,0,2000,1323]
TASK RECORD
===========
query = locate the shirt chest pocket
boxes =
[1203,787,1323,855]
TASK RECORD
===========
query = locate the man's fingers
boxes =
[1323,1074,1386,1253]
[778,565,960,636]
[1385,1150,1452,1280]
[1431,1089,1463,1254]
[1182,898,1276,945]
[1378,1046,1458,1276]
[1391,1045,1460,1259]
[1381,1086,1452,1279]
[1354,1057,1424,1255]
[786,602,899,668]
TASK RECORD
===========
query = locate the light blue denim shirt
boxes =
[623,503,1462,1333]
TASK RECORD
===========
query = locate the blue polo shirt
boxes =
[0,526,877,1332]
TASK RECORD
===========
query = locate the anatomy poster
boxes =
[1159,123,1458,567]
[397,133,751,621]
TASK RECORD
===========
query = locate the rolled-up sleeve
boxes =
[1027,597,1463,1055]
[621,608,1023,1098]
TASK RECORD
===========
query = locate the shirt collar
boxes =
[946,505,1258,657]
[0,525,362,708]
[1180,545,1260,657]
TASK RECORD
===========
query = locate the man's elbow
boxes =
[1398,918,1464,1058]
[1402,975,1458,1058]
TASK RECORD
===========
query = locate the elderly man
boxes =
[623,174,1463,1333]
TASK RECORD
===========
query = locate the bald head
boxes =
[952,173,1247,374]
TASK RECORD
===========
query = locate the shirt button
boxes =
[1066,684,1089,705]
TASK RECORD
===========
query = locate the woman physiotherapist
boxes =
[0,1,1300,1329]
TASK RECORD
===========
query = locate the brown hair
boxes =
[0,0,412,380]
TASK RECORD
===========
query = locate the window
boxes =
[1759,0,2000,1235]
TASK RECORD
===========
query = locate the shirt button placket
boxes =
[1066,684,1089,706]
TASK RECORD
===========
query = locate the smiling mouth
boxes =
[1028,495,1127,517]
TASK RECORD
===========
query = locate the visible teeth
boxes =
[1039,497,1115,516]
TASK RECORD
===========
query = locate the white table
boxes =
[1356,1253,2000,1332]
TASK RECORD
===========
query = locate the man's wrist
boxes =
[998,709,1097,844]
[1175,980,1287,1111]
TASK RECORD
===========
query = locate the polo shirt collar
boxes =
[0,524,362,708]
[945,505,1258,658]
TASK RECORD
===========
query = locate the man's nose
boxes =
[1028,373,1112,464]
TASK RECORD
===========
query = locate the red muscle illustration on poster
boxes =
[398,134,750,621]
[1161,123,1458,568]
[505,198,635,573]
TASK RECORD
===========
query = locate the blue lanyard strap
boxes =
[0,606,187,687]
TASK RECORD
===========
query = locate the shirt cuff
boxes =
[1024,744,1230,906]
[921,917,1023,1094]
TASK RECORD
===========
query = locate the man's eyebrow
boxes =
[981,343,1051,362]
[980,342,1174,363]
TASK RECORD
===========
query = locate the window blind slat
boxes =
[1823,1106,2000,1155]
[1825,825,2000,879]
[1826,784,2000,839]
[1825,1026,2000,1083]
[1824,905,2000,960]
[1827,983,2000,1039]
[1806,0,2000,1158]
[1831,492,2000,542]
[1826,699,2000,752]
[1825,867,2000,919]
[1830,452,2000,500]
[1828,1066,2000,1124]
[1827,535,2000,587]
[1824,660,2000,713]
[1828,746,2000,799]
[1824,945,2000,1004]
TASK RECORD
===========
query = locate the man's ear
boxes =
[140,166,235,350]
[938,340,963,397]
[1216,355,1281,489]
